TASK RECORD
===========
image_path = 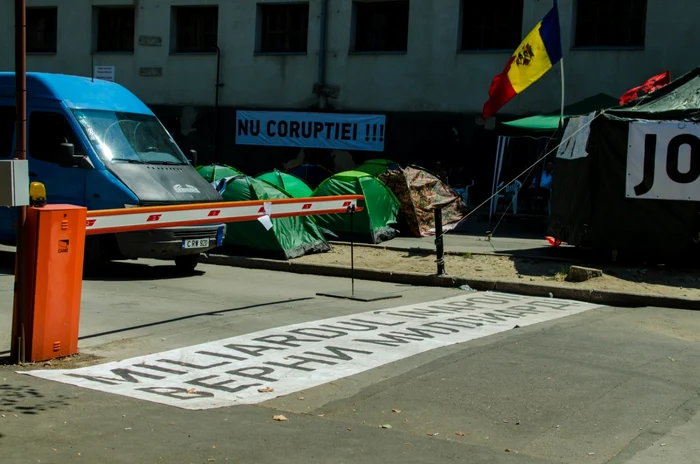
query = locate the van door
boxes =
[0,105,17,244]
[28,110,88,206]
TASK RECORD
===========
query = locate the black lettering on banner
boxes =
[354,332,426,347]
[157,359,230,370]
[289,328,347,339]
[186,375,261,394]
[289,121,301,138]
[313,122,324,137]
[391,326,454,338]
[301,122,312,138]
[138,386,214,400]
[278,120,289,137]
[324,122,334,139]
[666,134,700,184]
[636,134,658,196]
[226,366,279,382]
[303,346,373,361]
[265,355,336,372]
[420,322,461,333]
[380,311,428,320]
[237,119,261,137]
[224,343,285,357]
[197,350,247,362]
[465,296,514,305]
[351,318,405,327]
[427,305,470,313]
[352,124,358,140]
[495,306,545,317]
[66,369,165,385]
[528,301,572,310]
[321,321,379,332]
[446,317,484,328]
[341,123,352,140]
[253,334,319,348]
[133,363,188,375]
[267,120,276,137]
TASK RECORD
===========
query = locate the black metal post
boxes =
[348,205,355,296]
[434,207,445,276]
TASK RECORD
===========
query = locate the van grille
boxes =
[171,230,219,240]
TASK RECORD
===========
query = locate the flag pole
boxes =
[559,58,565,127]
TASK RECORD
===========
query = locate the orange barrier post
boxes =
[13,205,86,362]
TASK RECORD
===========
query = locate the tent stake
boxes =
[348,204,355,296]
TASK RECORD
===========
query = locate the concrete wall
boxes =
[0,0,697,115]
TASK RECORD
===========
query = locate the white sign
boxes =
[94,65,115,82]
[20,293,599,410]
[556,113,594,160]
[626,121,700,201]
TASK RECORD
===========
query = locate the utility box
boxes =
[0,160,29,206]
[19,205,87,361]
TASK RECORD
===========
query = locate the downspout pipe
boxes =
[317,0,328,109]
[214,45,223,163]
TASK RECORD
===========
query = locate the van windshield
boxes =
[71,109,188,165]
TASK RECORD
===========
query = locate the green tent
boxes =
[313,171,400,244]
[255,170,313,198]
[219,175,330,259]
[355,159,399,176]
[501,93,619,133]
[196,164,243,183]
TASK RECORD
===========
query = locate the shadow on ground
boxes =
[0,383,71,416]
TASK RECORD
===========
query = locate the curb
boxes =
[327,241,575,263]
[201,253,700,311]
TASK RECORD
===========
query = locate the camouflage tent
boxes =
[379,166,468,237]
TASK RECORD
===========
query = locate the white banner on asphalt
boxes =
[626,121,700,201]
[20,292,600,410]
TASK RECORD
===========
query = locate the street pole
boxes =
[434,207,446,276]
[11,0,28,363]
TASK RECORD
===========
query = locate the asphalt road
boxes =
[1,255,699,463]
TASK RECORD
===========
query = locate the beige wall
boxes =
[0,0,696,114]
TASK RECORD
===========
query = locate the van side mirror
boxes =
[187,149,198,167]
[57,143,76,167]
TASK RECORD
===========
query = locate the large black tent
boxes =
[549,67,700,259]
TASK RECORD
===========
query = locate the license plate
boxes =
[182,238,210,249]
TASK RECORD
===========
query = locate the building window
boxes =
[27,7,58,53]
[352,1,410,53]
[460,0,523,51]
[95,6,135,53]
[172,6,219,53]
[258,3,309,53]
[574,0,647,48]
[0,106,15,158]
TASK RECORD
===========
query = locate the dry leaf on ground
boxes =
[273,415,289,422]
[455,432,465,437]
[392,409,402,413]
[186,388,196,394]
[258,387,274,393]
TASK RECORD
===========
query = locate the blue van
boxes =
[0,72,224,271]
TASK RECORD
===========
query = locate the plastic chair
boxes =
[452,179,474,207]
[494,180,522,214]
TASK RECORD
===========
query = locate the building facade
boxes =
[0,0,697,180]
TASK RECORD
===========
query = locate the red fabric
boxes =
[482,57,518,120]
[619,70,672,105]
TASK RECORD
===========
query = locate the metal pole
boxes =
[348,205,355,296]
[434,207,445,276]
[11,0,28,363]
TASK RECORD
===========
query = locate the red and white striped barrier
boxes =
[85,195,363,235]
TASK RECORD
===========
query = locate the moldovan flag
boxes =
[482,1,563,119]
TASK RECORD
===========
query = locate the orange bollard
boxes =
[16,204,87,362]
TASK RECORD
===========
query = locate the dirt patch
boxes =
[295,245,700,299]
[1,352,104,370]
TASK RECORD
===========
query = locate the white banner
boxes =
[626,121,700,201]
[556,113,594,160]
[20,292,598,410]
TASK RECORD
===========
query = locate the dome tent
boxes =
[255,170,313,198]
[355,159,399,177]
[312,171,400,244]
[286,163,334,189]
[196,164,243,183]
[216,175,330,259]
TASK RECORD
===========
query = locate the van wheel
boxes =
[174,254,200,273]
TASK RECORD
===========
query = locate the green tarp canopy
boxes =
[355,159,399,176]
[502,93,620,133]
[255,170,313,198]
[196,164,243,183]
[313,171,400,244]
[219,175,330,259]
